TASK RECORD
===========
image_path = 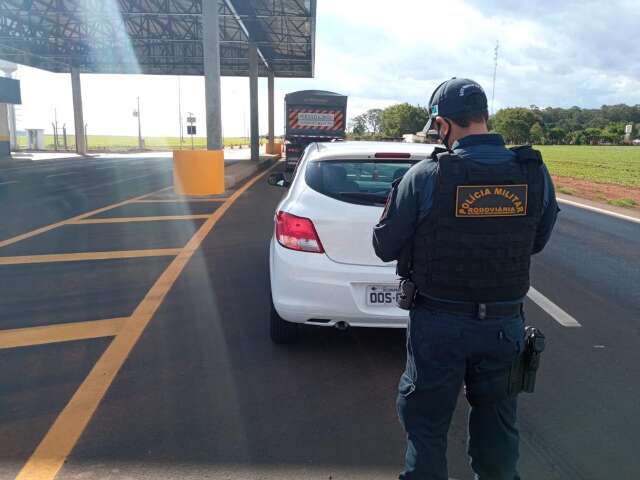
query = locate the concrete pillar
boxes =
[0,103,10,158]
[202,0,222,151]
[0,61,18,152]
[267,72,275,152]
[172,0,224,196]
[71,67,87,155]
[249,42,259,162]
[8,104,17,150]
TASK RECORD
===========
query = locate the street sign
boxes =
[133,109,139,117]
[187,116,196,123]
[625,124,633,134]
[187,125,196,135]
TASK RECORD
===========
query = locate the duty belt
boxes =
[417,294,523,320]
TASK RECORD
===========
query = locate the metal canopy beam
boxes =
[0,0,316,78]
[222,0,269,70]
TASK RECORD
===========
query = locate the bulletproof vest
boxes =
[411,146,545,303]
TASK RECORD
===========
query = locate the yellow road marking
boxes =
[0,249,181,266]
[69,215,210,224]
[133,198,227,203]
[16,163,279,480]
[0,318,127,350]
[0,187,172,249]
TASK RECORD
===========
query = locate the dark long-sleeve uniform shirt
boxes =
[373,134,559,268]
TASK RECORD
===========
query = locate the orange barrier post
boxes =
[173,150,225,195]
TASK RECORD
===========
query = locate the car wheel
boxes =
[270,298,299,344]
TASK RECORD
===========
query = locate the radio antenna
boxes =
[491,41,499,115]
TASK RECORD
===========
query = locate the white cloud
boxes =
[317,0,640,111]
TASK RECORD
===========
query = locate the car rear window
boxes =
[305,160,417,206]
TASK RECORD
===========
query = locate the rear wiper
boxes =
[337,192,388,204]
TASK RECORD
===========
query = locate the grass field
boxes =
[16,135,257,151]
[535,145,640,187]
[14,136,639,188]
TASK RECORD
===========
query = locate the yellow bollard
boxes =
[172,150,225,195]
[265,141,283,158]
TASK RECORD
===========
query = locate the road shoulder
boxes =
[556,193,640,222]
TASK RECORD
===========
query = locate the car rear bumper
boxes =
[269,239,408,328]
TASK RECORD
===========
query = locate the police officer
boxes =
[373,78,559,480]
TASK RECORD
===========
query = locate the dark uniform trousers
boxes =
[397,303,525,480]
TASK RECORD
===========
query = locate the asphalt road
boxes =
[0,156,638,480]
[0,155,173,241]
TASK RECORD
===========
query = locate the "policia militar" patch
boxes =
[456,184,528,217]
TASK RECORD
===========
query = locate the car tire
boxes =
[270,298,299,344]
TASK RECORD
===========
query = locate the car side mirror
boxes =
[267,172,291,188]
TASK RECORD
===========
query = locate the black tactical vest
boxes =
[411,146,545,303]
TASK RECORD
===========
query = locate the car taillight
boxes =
[275,211,324,253]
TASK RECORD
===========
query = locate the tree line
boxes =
[349,103,640,145]
[349,104,428,139]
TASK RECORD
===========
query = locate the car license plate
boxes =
[366,285,399,306]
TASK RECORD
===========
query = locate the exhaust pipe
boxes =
[334,321,349,331]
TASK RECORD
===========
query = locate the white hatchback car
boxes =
[268,141,437,343]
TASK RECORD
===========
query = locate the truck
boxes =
[284,90,348,171]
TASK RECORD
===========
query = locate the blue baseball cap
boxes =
[423,78,488,132]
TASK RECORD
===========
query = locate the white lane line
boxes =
[0,180,19,186]
[558,198,640,225]
[527,287,582,327]
[46,171,78,179]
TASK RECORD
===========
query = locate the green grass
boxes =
[557,186,577,195]
[15,138,638,188]
[535,145,640,187]
[607,198,638,208]
[16,135,257,151]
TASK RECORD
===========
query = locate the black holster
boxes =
[508,326,546,395]
[397,278,417,310]
[396,243,415,310]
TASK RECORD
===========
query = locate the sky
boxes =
[5,0,640,137]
